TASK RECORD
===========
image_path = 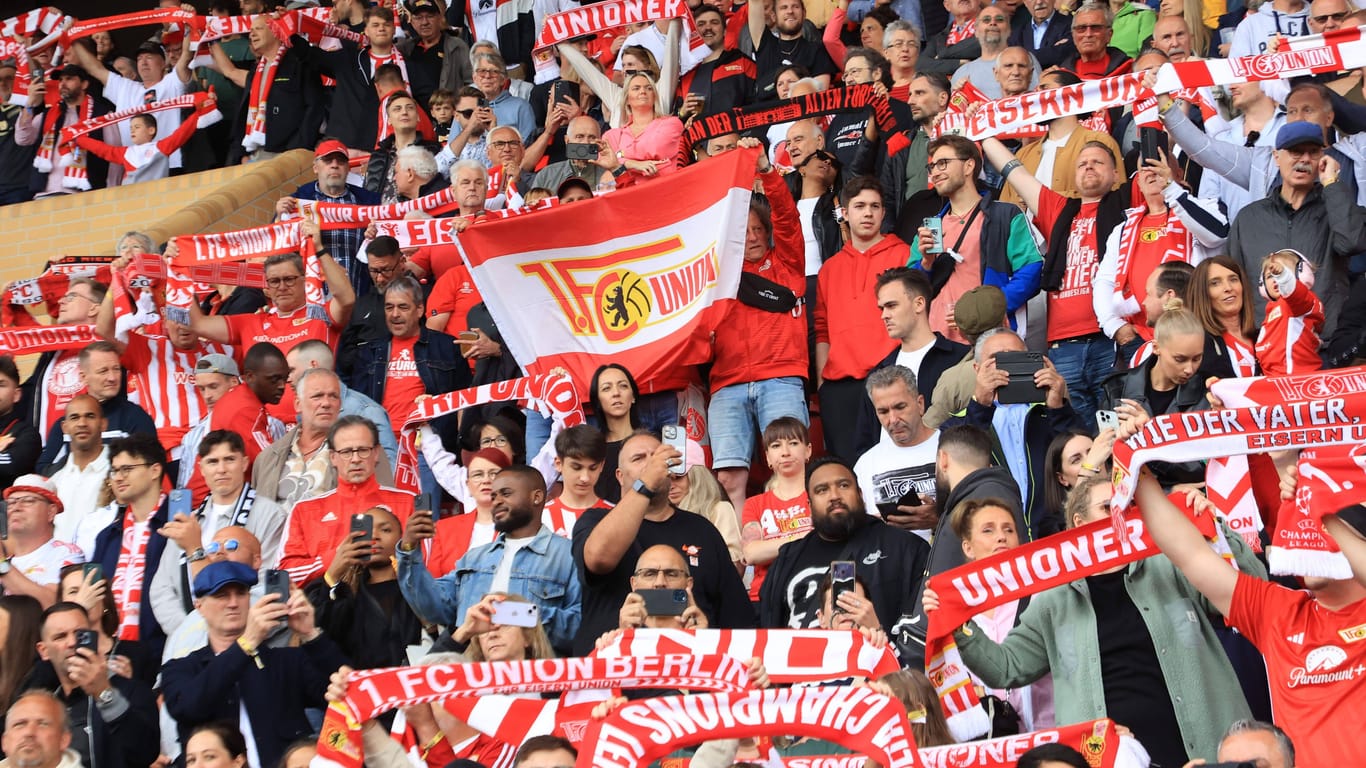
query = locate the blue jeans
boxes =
[1047,334,1114,427]
[707,377,810,469]
[523,407,553,460]
[637,391,681,432]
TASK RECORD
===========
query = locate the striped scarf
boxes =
[242,43,286,153]
[111,500,161,641]
[34,96,94,190]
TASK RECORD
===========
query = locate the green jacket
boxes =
[954,524,1263,761]
[1112,2,1157,57]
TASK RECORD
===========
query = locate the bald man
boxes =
[530,115,609,192]
[617,544,708,631]
[161,526,271,662]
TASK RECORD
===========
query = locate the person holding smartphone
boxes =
[853,366,941,541]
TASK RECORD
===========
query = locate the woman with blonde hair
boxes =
[601,71,685,179]
[670,449,744,573]
[557,30,680,128]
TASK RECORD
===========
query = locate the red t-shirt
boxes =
[225,306,338,425]
[741,489,812,600]
[381,336,426,436]
[426,265,485,334]
[1227,572,1366,768]
[1035,189,1102,341]
[184,383,273,505]
[541,496,611,538]
[1119,213,1183,342]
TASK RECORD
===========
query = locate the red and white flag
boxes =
[455,147,754,391]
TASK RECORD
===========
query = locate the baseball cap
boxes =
[195,354,240,377]
[556,176,594,199]
[408,0,441,14]
[315,139,350,161]
[953,285,1008,338]
[193,561,260,598]
[3,474,63,514]
[136,41,167,58]
[51,64,90,82]
[1275,121,1327,151]
[0,57,18,72]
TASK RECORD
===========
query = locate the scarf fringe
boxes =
[1268,546,1352,579]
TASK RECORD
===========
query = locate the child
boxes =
[428,88,456,144]
[542,424,611,537]
[74,99,217,186]
[1255,248,1324,376]
[740,416,813,603]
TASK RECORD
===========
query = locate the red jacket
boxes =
[279,475,415,585]
[185,384,272,505]
[814,235,909,380]
[710,169,809,392]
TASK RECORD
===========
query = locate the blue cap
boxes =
[193,561,259,598]
[1275,121,1327,151]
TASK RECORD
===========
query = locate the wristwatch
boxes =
[188,547,207,563]
[631,478,656,500]
[96,687,117,706]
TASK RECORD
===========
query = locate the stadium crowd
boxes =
[3,0,1366,765]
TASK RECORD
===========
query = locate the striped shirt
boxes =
[123,335,231,459]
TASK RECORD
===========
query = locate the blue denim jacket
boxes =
[347,326,472,405]
[397,525,581,652]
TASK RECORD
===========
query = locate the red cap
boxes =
[314,139,349,160]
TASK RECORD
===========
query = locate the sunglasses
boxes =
[799,150,837,168]
[456,108,476,118]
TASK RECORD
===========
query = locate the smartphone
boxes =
[993,350,1048,405]
[898,488,923,508]
[639,588,688,617]
[0,500,7,539]
[491,601,540,628]
[75,629,99,654]
[923,217,943,253]
[1140,126,1168,163]
[1096,409,1120,433]
[81,562,104,583]
[565,142,600,161]
[350,513,374,542]
[551,79,580,106]
[830,561,856,608]
[662,424,687,476]
[477,96,489,109]
[264,568,291,605]
[415,493,432,515]
[169,489,192,519]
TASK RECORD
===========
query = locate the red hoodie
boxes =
[814,235,909,380]
[279,475,415,585]
[710,168,809,392]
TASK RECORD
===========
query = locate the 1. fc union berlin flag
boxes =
[455,148,754,389]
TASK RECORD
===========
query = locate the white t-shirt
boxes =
[51,447,112,542]
[1033,132,1070,190]
[796,196,823,276]
[854,431,940,540]
[12,538,86,585]
[103,72,188,167]
[894,338,936,384]
[489,534,537,593]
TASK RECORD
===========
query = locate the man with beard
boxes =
[953,8,1031,99]
[398,465,580,655]
[1007,0,1075,70]
[15,62,117,196]
[748,0,837,97]
[47,396,110,549]
[869,72,948,222]
[677,5,756,119]
[438,87,496,171]
[759,456,929,630]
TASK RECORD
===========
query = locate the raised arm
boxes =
[983,136,1040,213]
[582,445,674,574]
[748,0,767,59]
[301,219,356,326]
[68,42,112,86]
[1133,469,1238,615]
[208,41,249,89]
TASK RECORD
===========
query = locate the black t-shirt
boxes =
[1087,569,1188,768]
[1144,376,1178,417]
[772,533,849,628]
[594,437,626,504]
[753,31,837,99]
[406,36,448,110]
[571,505,755,655]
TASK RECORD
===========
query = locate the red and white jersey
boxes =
[1228,571,1366,767]
[123,334,231,455]
[741,489,812,600]
[11,538,85,585]
[1255,281,1324,377]
[541,496,610,538]
[38,350,84,439]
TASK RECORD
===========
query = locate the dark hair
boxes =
[1016,743,1090,768]
[1153,259,1194,299]
[514,736,577,766]
[927,133,981,175]
[762,415,809,446]
[1079,138,1119,167]
[911,71,951,95]
[428,88,457,108]
[57,564,119,637]
[1288,81,1333,110]
[109,433,167,473]
[1188,254,1255,339]
[0,354,19,386]
[588,363,642,430]
[498,464,547,496]
[1041,68,1083,88]
[79,339,120,366]
[840,175,884,206]
[805,454,858,489]
[749,192,773,241]
[208,0,242,14]
[875,265,932,307]
[937,424,991,468]
[457,85,485,101]
[774,64,810,86]
[385,89,417,110]
[554,424,608,463]
[0,595,43,712]
[1043,429,1091,517]
[844,45,891,84]
[692,4,724,23]
[376,63,406,86]
[327,415,381,450]
[864,6,900,35]
[130,113,157,133]
[275,739,317,768]
[68,276,108,305]
[243,341,286,373]
[366,236,401,259]
[187,723,249,761]
[40,601,91,632]
[198,429,247,458]
[463,413,526,463]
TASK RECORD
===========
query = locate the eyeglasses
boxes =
[926,157,964,172]
[980,15,1008,23]
[474,68,502,77]
[265,275,302,288]
[61,291,94,303]
[334,445,376,459]
[488,140,520,150]
[843,66,870,79]
[206,539,241,555]
[633,568,689,580]
[110,463,152,478]
[886,39,919,49]
[1312,10,1349,22]
[479,435,510,448]
[1072,23,1109,32]
[6,495,48,507]
[368,263,401,277]
[456,108,476,118]
[469,469,501,481]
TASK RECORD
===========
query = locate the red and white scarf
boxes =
[304,187,460,230]
[35,95,94,190]
[0,324,98,355]
[58,92,216,149]
[1273,444,1362,578]
[60,7,196,46]
[531,0,708,84]
[170,220,327,322]
[0,40,30,107]
[242,41,287,153]
[594,628,900,684]
[945,18,975,45]
[1,7,72,54]
[1111,204,1193,328]
[110,501,160,641]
